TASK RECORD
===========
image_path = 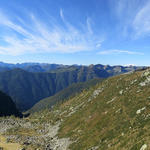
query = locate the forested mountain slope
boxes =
[29,78,103,113]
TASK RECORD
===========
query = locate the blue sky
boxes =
[0,0,150,66]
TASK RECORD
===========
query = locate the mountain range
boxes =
[0,62,65,72]
[0,63,144,111]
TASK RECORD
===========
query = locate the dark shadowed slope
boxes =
[0,91,22,117]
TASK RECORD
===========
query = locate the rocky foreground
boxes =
[0,117,71,150]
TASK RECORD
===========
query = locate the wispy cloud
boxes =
[60,9,64,21]
[86,17,93,34]
[115,0,142,17]
[133,0,150,37]
[0,9,102,55]
[98,49,144,55]
[111,0,149,38]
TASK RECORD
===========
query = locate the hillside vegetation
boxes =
[0,68,150,149]
[29,78,103,113]
[32,68,150,149]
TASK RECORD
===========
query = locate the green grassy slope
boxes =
[31,68,150,150]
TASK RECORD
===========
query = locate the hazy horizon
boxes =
[0,61,148,67]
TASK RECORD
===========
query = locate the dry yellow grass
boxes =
[0,135,22,150]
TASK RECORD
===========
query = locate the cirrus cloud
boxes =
[98,49,144,55]
[0,9,103,56]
